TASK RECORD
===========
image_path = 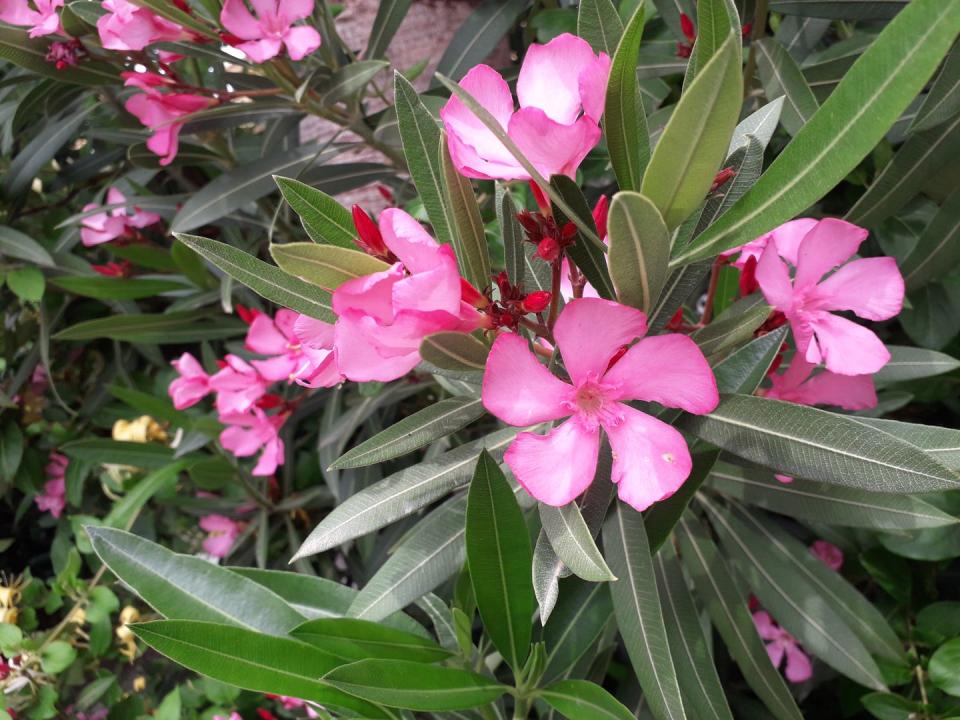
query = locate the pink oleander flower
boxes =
[97,0,186,50]
[169,352,211,410]
[36,451,68,518]
[332,208,481,382]
[199,514,242,558]
[755,218,904,376]
[220,407,285,476]
[0,0,63,37]
[246,309,340,387]
[811,540,843,571]
[208,354,269,414]
[80,186,161,247]
[765,356,877,411]
[440,32,610,181]
[123,72,213,166]
[220,0,321,63]
[482,298,719,511]
[291,315,343,388]
[722,218,818,270]
[753,610,812,683]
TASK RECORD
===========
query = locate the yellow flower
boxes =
[112,416,168,444]
[116,605,141,661]
[132,676,146,692]
[1,607,18,624]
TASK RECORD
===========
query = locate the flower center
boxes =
[569,377,622,430]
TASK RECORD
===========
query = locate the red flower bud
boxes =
[521,291,552,314]
[680,13,696,43]
[605,344,631,372]
[592,195,609,239]
[665,307,685,332]
[738,255,759,297]
[529,180,551,215]
[236,304,261,325]
[536,236,561,262]
[351,205,389,258]
[376,184,395,204]
[710,167,736,193]
[460,278,488,308]
[741,23,753,39]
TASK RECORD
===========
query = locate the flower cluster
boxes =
[35,452,68,518]
[80,186,161,247]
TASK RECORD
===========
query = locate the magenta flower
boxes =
[440,33,610,181]
[245,308,338,386]
[36,452,68,518]
[208,354,269,415]
[123,72,213,166]
[722,218,818,270]
[199,514,242,558]
[755,218,904,376]
[80,186,161,247]
[0,0,63,37]
[169,353,211,410]
[220,0,321,63]
[331,209,481,382]
[291,315,343,388]
[765,356,876,411]
[753,611,812,683]
[97,0,186,51]
[810,540,843,571]
[219,407,285,476]
[482,298,718,511]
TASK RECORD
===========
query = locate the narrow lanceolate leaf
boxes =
[499,186,528,290]
[434,0,530,82]
[680,394,960,493]
[692,296,771,358]
[648,261,712,332]
[55,311,243,344]
[441,133,491,289]
[551,175,616,299]
[539,680,636,720]
[728,98,786,153]
[420,332,490,373]
[874,345,960,383]
[540,501,616,583]
[394,72,455,246]
[291,618,450,663]
[900,187,960,292]
[0,26,118,85]
[855,417,960,471]
[0,226,54,266]
[577,0,624,55]
[701,497,889,689]
[323,659,508,711]
[466,451,535,671]
[676,514,803,720]
[604,3,649,192]
[5,106,94,196]
[130,621,387,719]
[754,38,820,136]
[769,0,908,20]
[319,60,388,105]
[708,461,958,530]
[691,136,767,240]
[366,0,413,58]
[331,397,485,469]
[49,277,189,301]
[846,112,960,228]
[711,326,789,394]
[676,0,960,264]
[690,0,741,82]
[644,452,721,553]
[642,33,743,230]
[274,176,356,248]
[175,234,335,322]
[87,528,304,635]
[607,191,670,313]
[654,542,735,720]
[103,462,187,530]
[270,243,389,290]
[909,47,960,133]
[294,428,520,559]
[543,579,614,682]
[603,503,686,720]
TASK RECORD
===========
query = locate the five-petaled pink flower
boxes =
[220,0,321,63]
[811,540,843,571]
[36,451,68,518]
[765,356,876,411]
[755,218,904,376]
[199,514,242,558]
[482,298,719,511]
[169,353,211,410]
[0,0,63,37]
[97,0,186,51]
[246,308,338,386]
[220,407,285,476]
[753,610,813,683]
[440,33,610,181]
[123,72,213,166]
[80,186,161,247]
[331,208,481,382]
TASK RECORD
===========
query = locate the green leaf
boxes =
[0,422,23,482]
[49,277,189,300]
[692,296,771,358]
[274,176,356,248]
[551,175,616,299]
[860,693,925,720]
[874,345,960,383]
[577,0,624,55]
[679,394,960,493]
[769,0,908,20]
[291,618,449,663]
[130,620,387,718]
[641,33,742,229]
[366,0,413,58]
[689,0,741,82]
[603,503,686,720]
[607,191,670,312]
[466,450,535,671]
[331,397,485,469]
[0,26,118,85]
[899,187,960,292]
[855,417,960,471]
[175,234,334,322]
[322,659,508,711]
[7,267,45,302]
[87,528,304,635]
[540,500,615,583]
[542,578,613,682]
[60,439,175,468]
[55,309,245,343]
[538,679,636,720]
[318,61,388,105]
[40,641,77,674]
[103,461,188,530]
[654,542,734,720]
[900,277,960,350]
[676,514,803,720]
[712,326,789,394]
[909,46,960,133]
[0,226,53,266]
[604,2,649,192]
[754,38,820,136]
[270,242,389,290]
[643,451,721,553]
[441,132,491,289]
[499,185,530,290]
[154,688,180,720]
[676,0,960,264]
[434,0,530,81]
[420,332,489,373]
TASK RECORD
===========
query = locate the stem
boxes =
[512,696,531,720]
[741,0,769,100]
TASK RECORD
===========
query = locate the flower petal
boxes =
[246,314,288,355]
[391,246,462,315]
[482,333,573,426]
[553,298,647,386]
[794,218,867,289]
[283,25,321,60]
[507,108,601,179]
[807,312,890,376]
[517,33,599,125]
[220,0,262,39]
[753,611,779,640]
[504,418,600,506]
[378,208,445,274]
[756,242,795,310]
[812,256,904,321]
[784,644,813,683]
[774,365,877,411]
[578,52,611,123]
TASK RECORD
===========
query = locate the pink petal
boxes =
[246,314,288,355]
[294,314,335,348]
[236,38,284,63]
[806,312,890,376]
[517,33,600,125]
[0,0,39,26]
[443,127,527,181]
[481,333,573,426]
[794,218,868,289]
[147,124,182,166]
[199,514,237,533]
[553,298,647,386]
[277,0,313,21]
[378,209,445,274]
[603,405,693,512]
[604,334,718,414]
[786,367,877,411]
[504,417,600,506]
[332,265,403,322]
[220,0,263,40]
[812,256,904,321]
[250,355,299,382]
[283,25,322,60]
[252,435,284,476]
[774,474,794,484]
[752,610,779,640]
[767,640,786,671]
[273,308,299,339]
[756,242,795,310]
[784,644,813,683]
[507,108,601,179]
[391,247,462,316]
[578,53,611,123]
[811,540,844,571]
[768,218,819,266]
[333,313,421,382]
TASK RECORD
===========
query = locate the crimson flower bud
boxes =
[536,236,561,262]
[460,278,488,308]
[738,256,759,297]
[680,13,696,43]
[521,291,552,314]
[592,195,609,239]
[236,304,260,325]
[529,180,551,215]
[351,205,389,258]
[711,167,736,193]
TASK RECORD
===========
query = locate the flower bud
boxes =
[351,205,389,258]
[521,291,552,314]
[592,195,609,239]
[460,279,488,309]
[536,236,561,262]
